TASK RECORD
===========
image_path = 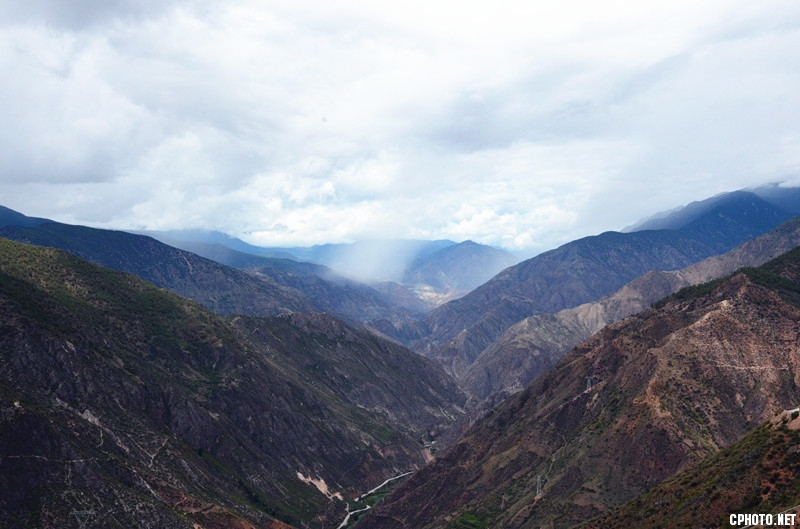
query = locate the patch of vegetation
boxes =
[653,276,728,309]
[448,510,489,529]
[741,265,800,308]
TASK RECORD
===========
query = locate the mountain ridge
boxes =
[413,190,795,379]
[0,237,466,528]
[460,215,800,403]
[0,214,432,328]
[358,246,800,528]
[146,231,519,308]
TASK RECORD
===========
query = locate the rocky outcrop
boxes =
[585,411,800,529]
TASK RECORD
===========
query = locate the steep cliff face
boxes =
[359,248,800,529]
[0,239,465,529]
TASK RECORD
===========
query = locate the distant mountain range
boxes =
[359,246,800,528]
[4,185,800,528]
[0,238,466,528]
[461,215,800,404]
[142,232,520,307]
[410,189,798,382]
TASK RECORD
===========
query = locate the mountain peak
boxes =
[624,189,792,234]
[0,205,52,228]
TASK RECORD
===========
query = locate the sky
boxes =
[1,0,800,255]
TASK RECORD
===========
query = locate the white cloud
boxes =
[1,0,799,253]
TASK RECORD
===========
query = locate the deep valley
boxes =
[2,185,800,529]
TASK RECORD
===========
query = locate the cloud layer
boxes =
[2,0,799,253]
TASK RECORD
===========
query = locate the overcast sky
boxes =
[1,0,799,254]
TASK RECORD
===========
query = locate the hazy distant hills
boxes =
[282,239,458,283]
[461,215,800,403]
[148,237,304,269]
[140,238,436,315]
[359,247,800,529]
[145,231,520,308]
[402,240,519,303]
[0,238,466,528]
[249,263,430,323]
[138,228,298,260]
[413,190,796,379]
[148,236,434,318]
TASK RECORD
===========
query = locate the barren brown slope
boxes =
[582,410,800,529]
[461,216,800,403]
[358,247,800,529]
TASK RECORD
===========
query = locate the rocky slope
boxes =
[462,215,800,403]
[0,238,466,529]
[358,247,800,529]
[416,230,715,371]
[583,410,800,529]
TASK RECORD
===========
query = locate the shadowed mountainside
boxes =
[0,215,429,327]
[0,221,315,317]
